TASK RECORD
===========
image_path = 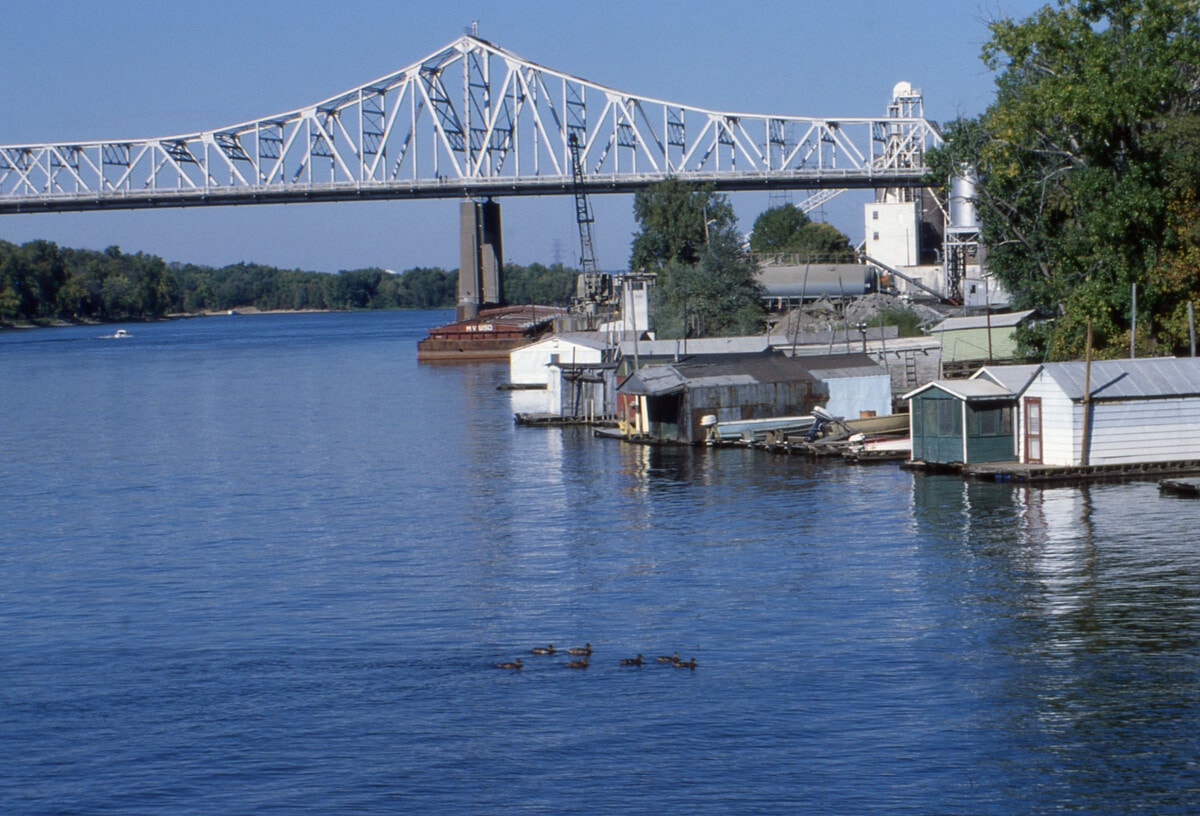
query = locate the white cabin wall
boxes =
[1085,399,1200,465]
[510,342,554,386]
[1020,375,1076,465]
[510,338,604,415]
[548,371,564,414]
[509,388,547,415]
[822,376,893,419]
[1040,390,1077,466]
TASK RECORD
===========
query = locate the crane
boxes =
[568,132,610,304]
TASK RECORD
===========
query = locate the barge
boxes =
[416,305,565,362]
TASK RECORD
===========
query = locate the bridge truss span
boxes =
[0,35,942,214]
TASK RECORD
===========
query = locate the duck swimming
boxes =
[566,643,592,656]
[564,657,589,669]
[531,644,555,655]
[495,657,523,670]
[656,652,679,664]
[619,654,643,666]
[674,658,697,670]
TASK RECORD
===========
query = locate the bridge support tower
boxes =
[457,199,503,321]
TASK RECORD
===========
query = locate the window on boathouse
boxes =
[937,399,959,436]
[971,404,1012,437]
[916,396,961,438]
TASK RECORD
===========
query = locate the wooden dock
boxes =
[514,412,617,428]
[905,459,1200,484]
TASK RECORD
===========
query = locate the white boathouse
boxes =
[508,333,612,416]
[1016,358,1200,466]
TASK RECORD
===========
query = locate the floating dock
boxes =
[514,412,616,428]
[905,459,1200,484]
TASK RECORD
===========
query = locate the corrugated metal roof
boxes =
[618,336,770,357]
[796,352,887,379]
[618,351,816,395]
[620,365,688,396]
[973,364,1041,393]
[929,309,1036,333]
[1042,358,1200,401]
[902,379,1015,401]
[516,331,612,353]
[670,352,817,384]
[687,373,759,388]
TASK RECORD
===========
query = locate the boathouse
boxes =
[904,365,1038,465]
[508,333,612,415]
[1014,358,1200,466]
[618,351,892,443]
[617,350,824,444]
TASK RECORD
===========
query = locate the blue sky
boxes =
[0,0,1048,273]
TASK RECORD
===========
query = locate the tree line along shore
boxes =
[0,239,583,326]
[0,179,856,332]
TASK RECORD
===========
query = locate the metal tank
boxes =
[948,167,979,230]
[755,263,877,302]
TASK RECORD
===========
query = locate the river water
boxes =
[2,310,1199,814]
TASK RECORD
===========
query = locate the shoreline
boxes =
[0,306,347,331]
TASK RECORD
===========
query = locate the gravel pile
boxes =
[768,294,947,335]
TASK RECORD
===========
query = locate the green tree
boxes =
[689,232,766,335]
[333,268,383,309]
[928,0,1200,359]
[391,267,456,308]
[796,222,856,262]
[629,178,736,271]
[749,204,856,261]
[18,240,67,319]
[0,285,19,321]
[632,179,764,337]
[501,262,577,306]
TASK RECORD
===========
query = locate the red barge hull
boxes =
[416,305,564,362]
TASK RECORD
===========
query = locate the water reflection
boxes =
[911,474,1200,811]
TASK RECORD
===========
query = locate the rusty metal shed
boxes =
[618,350,825,444]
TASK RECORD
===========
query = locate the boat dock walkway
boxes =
[515,413,617,428]
[905,459,1200,484]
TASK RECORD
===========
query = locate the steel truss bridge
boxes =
[0,35,942,215]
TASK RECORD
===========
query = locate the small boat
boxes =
[703,414,816,445]
[101,329,130,339]
[844,433,912,461]
[843,412,908,436]
[1160,480,1200,498]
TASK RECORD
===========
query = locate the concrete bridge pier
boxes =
[457,198,503,321]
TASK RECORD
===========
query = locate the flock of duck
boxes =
[494,644,697,671]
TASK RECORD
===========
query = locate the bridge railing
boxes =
[0,36,942,213]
